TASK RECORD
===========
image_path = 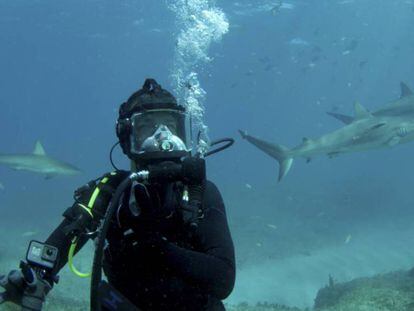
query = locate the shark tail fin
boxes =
[277,152,294,182]
[239,130,293,182]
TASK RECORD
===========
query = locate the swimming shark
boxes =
[240,101,414,181]
[0,141,82,178]
[327,82,414,124]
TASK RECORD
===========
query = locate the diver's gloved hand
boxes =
[0,261,52,311]
[0,269,26,306]
[134,229,169,257]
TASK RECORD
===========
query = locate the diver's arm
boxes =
[43,178,103,274]
[46,171,128,274]
[45,218,89,273]
[43,185,98,274]
[162,181,236,299]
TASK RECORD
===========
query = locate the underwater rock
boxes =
[314,269,414,311]
[226,302,303,311]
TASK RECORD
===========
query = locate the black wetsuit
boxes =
[45,171,235,311]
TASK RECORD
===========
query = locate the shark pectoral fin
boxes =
[400,82,413,99]
[387,136,401,147]
[354,102,372,120]
[45,174,55,180]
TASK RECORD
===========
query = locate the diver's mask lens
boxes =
[129,109,192,155]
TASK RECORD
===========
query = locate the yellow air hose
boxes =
[68,175,114,278]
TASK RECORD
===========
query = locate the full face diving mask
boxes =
[129,109,192,157]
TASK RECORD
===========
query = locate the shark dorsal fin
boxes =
[354,101,372,120]
[33,141,46,156]
[400,82,413,99]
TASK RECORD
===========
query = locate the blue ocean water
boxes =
[1,0,414,309]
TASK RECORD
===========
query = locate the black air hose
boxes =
[90,175,134,311]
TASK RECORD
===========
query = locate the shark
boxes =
[327,82,414,124]
[240,99,414,181]
[0,141,82,178]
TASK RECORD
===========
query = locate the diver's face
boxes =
[133,112,179,146]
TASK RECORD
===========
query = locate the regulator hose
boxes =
[90,174,135,311]
[204,138,234,157]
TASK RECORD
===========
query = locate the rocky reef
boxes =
[314,268,414,311]
[226,268,414,311]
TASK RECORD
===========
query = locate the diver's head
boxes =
[116,78,192,168]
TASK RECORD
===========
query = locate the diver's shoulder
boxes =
[205,179,222,194]
[94,170,131,187]
[98,170,130,180]
[75,170,130,190]
[72,170,130,200]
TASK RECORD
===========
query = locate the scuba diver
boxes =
[0,78,236,311]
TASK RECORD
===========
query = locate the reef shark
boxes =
[240,93,414,181]
[0,141,82,178]
[327,82,414,124]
